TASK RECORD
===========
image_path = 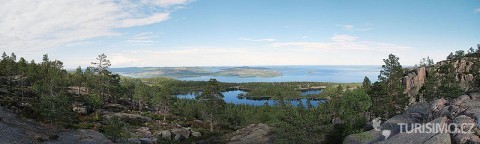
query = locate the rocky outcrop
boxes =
[403,67,427,103]
[0,106,111,143]
[224,123,273,144]
[344,92,480,144]
[402,57,479,103]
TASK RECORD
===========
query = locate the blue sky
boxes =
[1,0,479,68]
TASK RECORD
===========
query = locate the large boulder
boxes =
[174,134,185,141]
[139,137,157,144]
[191,131,202,137]
[343,130,384,144]
[451,115,480,144]
[452,95,471,106]
[0,106,112,143]
[159,130,172,140]
[227,123,273,144]
[171,128,191,139]
[376,117,449,144]
[135,127,153,138]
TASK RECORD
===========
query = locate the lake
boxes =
[176,89,325,107]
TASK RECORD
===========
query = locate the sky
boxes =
[0,0,479,68]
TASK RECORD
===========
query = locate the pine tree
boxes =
[376,54,408,118]
[90,53,121,102]
[73,66,85,95]
[468,47,475,54]
[419,57,434,67]
[447,52,454,60]
[151,86,174,121]
[32,58,75,125]
[362,76,372,91]
[134,82,149,111]
[196,78,225,132]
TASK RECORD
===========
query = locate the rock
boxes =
[191,131,202,137]
[139,137,157,144]
[135,127,153,137]
[431,98,447,112]
[451,115,479,144]
[452,95,471,106]
[464,108,480,120]
[376,117,448,144]
[343,130,384,144]
[72,104,88,115]
[0,106,112,143]
[34,133,51,142]
[227,123,273,144]
[470,92,480,100]
[160,130,172,140]
[435,106,451,118]
[54,129,112,144]
[172,128,191,139]
[402,58,479,103]
[174,134,185,141]
[423,133,451,144]
[104,103,127,112]
[446,105,465,118]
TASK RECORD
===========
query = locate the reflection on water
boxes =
[300,89,322,96]
[176,90,324,107]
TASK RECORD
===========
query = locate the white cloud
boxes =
[338,24,373,31]
[150,0,192,7]
[127,32,155,44]
[272,34,411,52]
[238,38,277,42]
[331,34,358,42]
[475,8,480,13]
[119,13,170,28]
[0,0,189,52]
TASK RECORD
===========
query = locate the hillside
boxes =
[109,66,282,78]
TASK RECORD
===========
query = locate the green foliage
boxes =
[273,104,331,144]
[196,79,226,132]
[102,116,130,142]
[362,76,371,91]
[76,122,94,129]
[35,93,76,125]
[372,54,408,118]
[418,57,434,67]
[86,93,103,109]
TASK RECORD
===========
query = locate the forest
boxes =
[0,44,479,143]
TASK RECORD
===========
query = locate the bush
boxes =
[102,116,130,142]
[76,122,94,129]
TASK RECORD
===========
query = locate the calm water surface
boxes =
[176,90,325,107]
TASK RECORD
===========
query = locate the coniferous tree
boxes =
[73,66,85,95]
[151,86,174,121]
[447,52,454,60]
[362,76,372,91]
[133,82,149,111]
[89,53,121,102]
[375,54,408,118]
[196,78,225,132]
[468,47,475,54]
[33,58,75,125]
[419,57,434,67]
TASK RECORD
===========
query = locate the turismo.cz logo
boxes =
[372,114,480,140]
